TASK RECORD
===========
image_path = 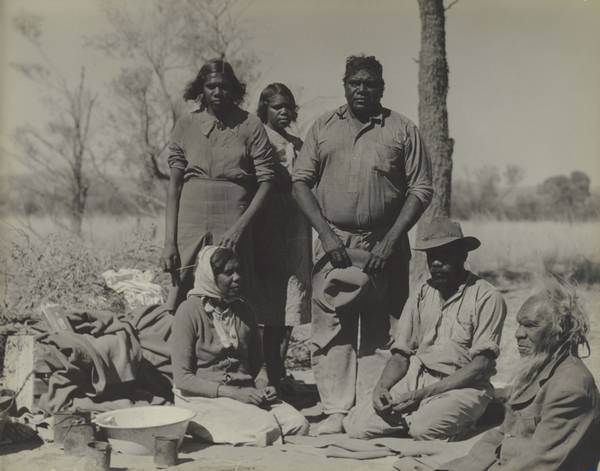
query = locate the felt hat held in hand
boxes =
[313,248,386,312]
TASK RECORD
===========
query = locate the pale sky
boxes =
[1,0,599,185]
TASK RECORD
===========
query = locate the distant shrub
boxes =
[1,174,163,222]
[452,166,598,221]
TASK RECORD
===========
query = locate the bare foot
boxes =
[317,413,345,435]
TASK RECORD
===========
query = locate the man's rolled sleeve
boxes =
[390,289,422,357]
[291,121,321,188]
[247,120,275,183]
[469,289,507,360]
[403,124,433,209]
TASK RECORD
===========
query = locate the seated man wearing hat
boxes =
[344,217,507,440]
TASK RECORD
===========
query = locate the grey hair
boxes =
[531,274,590,357]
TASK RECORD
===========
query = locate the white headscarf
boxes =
[187,245,239,349]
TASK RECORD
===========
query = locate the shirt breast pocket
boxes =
[451,311,474,347]
[372,142,403,174]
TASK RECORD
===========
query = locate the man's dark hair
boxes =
[183,59,246,109]
[343,54,385,89]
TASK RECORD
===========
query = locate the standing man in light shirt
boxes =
[292,54,433,434]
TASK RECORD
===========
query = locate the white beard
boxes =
[508,351,552,401]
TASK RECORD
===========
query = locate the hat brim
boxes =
[413,236,481,252]
[312,248,378,313]
[312,248,372,275]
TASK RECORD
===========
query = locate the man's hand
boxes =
[231,387,265,406]
[161,243,180,274]
[372,384,394,415]
[320,230,351,268]
[363,237,396,274]
[260,386,278,404]
[391,391,420,415]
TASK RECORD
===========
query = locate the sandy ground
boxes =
[2,286,599,471]
[0,370,403,471]
[1,369,464,471]
[0,439,402,471]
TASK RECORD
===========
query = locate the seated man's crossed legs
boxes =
[344,357,491,440]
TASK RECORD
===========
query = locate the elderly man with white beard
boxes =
[445,276,600,471]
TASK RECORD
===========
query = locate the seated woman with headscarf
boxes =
[170,245,309,446]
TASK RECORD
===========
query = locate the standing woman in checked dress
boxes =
[161,59,275,311]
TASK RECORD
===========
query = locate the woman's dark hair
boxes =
[343,54,385,90]
[183,59,246,109]
[256,83,298,123]
[210,247,237,276]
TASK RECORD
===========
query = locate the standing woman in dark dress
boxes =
[254,83,312,391]
[161,59,275,311]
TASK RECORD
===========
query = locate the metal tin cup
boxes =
[84,441,111,471]
[54,410,92,445]
[154,435,179,468]
[63,422,96,456]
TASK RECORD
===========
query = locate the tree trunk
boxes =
[413,0,454,283]
[70,179,88,237]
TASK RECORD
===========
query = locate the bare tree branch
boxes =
[445,0,459,11]
[87,0,259,201]
[11,13,103,236]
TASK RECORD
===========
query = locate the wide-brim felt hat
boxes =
[413,217,481,252]
[313,248,385,312]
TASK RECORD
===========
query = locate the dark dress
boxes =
[252,127,312,326]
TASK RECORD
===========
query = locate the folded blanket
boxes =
[126,304,173,377]
[35,309,146,413]
[37,327,142,413]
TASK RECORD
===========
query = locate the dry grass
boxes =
[460,218,600,284]
[0,215,165,322]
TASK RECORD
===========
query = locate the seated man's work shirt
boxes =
[292,105,432,231]
[392,272,507,377]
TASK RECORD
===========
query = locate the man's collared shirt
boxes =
[292,105,432,230]
[392,272,507,376]
[167,107,275,184]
